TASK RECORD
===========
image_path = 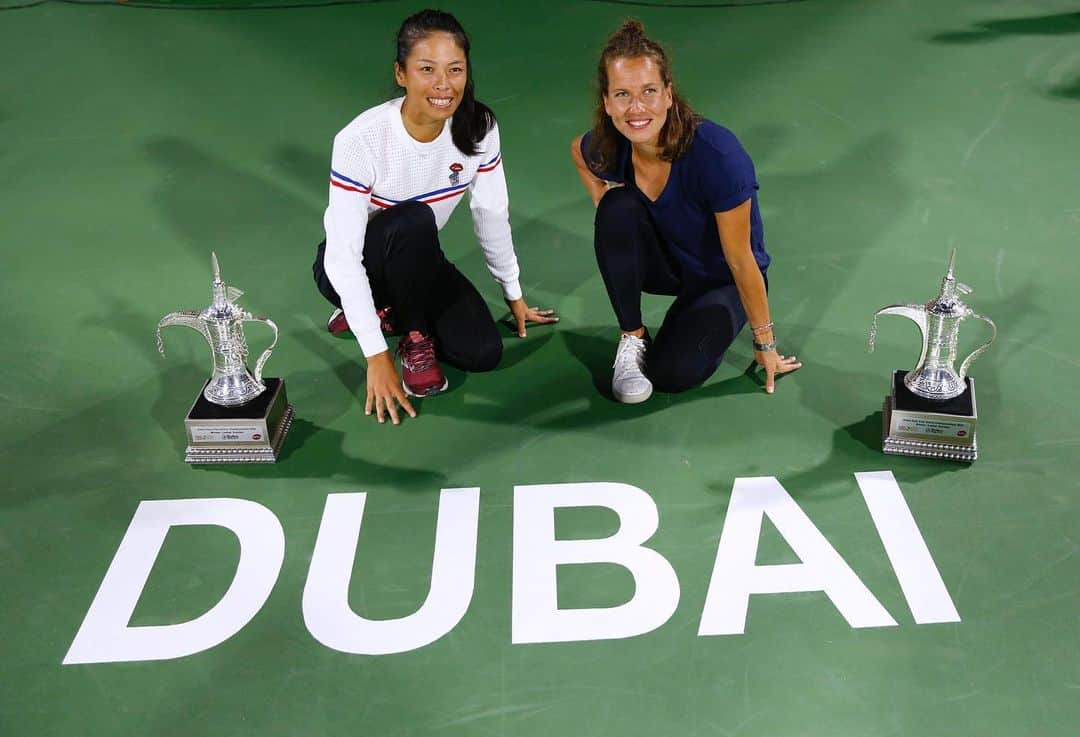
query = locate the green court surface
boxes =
[2,1,1079,735]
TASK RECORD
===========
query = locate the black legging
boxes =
[594,186,763,393]
[313,200,503,372]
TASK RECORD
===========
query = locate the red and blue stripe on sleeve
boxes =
[329,169,371,194]
[477,151,501,173]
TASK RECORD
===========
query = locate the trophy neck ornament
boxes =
[868,249,996,401]
[156,253,280,407]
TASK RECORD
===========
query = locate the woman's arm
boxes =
[325,135,415,423]
[714,200,801,393]
[467,124,522,301]
[469,124,558,337]
[570,135,612,208]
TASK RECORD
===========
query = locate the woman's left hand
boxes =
[754,349,802,394]
[507,297,559,338]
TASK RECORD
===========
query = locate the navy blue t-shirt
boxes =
[581,120,769,283]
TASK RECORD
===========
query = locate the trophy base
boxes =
[881,370,978,463]
[183,377,294,464]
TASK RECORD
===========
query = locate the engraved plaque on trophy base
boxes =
[881,370,978,463]
[184,377,294,464]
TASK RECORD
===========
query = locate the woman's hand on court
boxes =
[754,348,802,394]
[364,351,416,424]
[507,297,559,338]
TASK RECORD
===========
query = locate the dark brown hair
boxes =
[396,9,495,156]
[585,19,700,171]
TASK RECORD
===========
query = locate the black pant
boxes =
[313,200,502,372]
[594,187,762,393]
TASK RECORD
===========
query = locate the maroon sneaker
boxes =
[376,305,399,335]
[397,331,448,397]
[327,306,397,336]
[326,308,350,334]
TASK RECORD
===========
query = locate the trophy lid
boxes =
[927,248,972,317]
[207,252,244,318]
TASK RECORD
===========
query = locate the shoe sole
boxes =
[326,309,350,335]
[402,377,449,398]
[613,385,653,404]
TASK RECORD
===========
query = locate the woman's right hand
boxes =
[364,351,416,425]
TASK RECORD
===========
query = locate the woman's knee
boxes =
[446,332,503,373]
[368,200,438,245]
[470,335,503,373]
[594,186,644,231]
[647,351,712,394]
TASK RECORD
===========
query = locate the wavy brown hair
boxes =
[586,20,700,172]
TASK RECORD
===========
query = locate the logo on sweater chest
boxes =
[449,162,464,186]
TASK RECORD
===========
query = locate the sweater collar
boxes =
[389,96,451,154]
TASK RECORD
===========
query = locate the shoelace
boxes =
[613,335,646,371]
[401,332,437,371]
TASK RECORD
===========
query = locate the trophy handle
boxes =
[958,312,997,380]
[244,315,279,385]
[156,311,212,359]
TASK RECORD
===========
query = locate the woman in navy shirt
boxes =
[571,20,800,402]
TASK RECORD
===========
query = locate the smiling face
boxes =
[603,55,673,148]
[395,31,468,128]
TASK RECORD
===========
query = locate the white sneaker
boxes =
[612,333,653,404]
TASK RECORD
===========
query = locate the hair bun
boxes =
[618,19,646,38]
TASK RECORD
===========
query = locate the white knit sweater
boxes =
[322,97,522,357]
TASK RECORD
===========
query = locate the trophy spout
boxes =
[869,304,927,352]
[874,304,928,330]
[156,311,211,357]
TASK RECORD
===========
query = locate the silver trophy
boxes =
[868,248,996,462]
[157,253,294,464]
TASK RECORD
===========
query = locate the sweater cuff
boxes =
[501,279,523,303]
[356,329,389,359]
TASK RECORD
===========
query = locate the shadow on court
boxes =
[560,328,762,407]
[697,410,970,507]
[743,129,911,346]
[139,357,444,487]
[146,137,314,262]
[411,326,764,460]
[929,11,1080,43]
[930,11,1080,101]
[68,296,451,491]
[290,326,381,400]
[1048,79,1080,100]
[206,415,448,488]
[0,360,444,514]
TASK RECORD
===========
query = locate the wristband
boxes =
[751,321,774,335]
[753,340,777,352]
